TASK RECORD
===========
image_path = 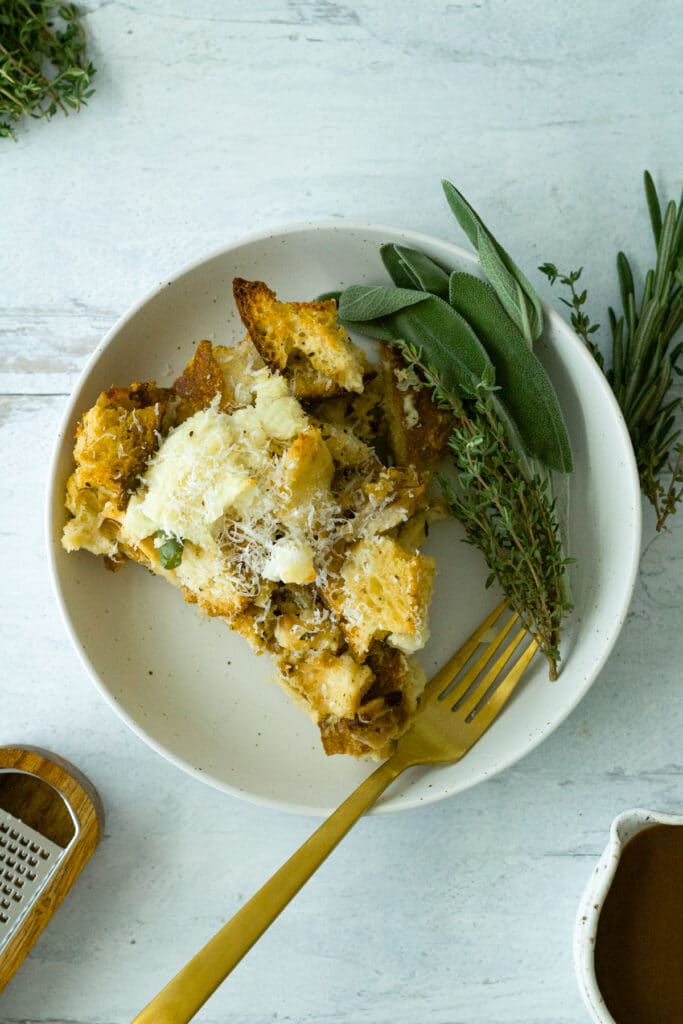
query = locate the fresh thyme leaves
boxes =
[338,182,574,678]
[0,2,96,140]
[400,343,570,681]
[542,171,683,531]
[538,264,603,369]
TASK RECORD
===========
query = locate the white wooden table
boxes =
[2,2,681,1021]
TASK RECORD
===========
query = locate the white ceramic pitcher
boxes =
[573,807,683,1023]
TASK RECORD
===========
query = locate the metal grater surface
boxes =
[0,810,65,950]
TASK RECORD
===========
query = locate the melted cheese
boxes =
[121,372,339,589]
[262,537,316,584]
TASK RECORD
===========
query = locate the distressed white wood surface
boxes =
[1,2,681,1021]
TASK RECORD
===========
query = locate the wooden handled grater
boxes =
[0,746,103,992]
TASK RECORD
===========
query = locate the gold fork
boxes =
[132,602,537,1024]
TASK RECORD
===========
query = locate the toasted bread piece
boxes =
[233,278,367,398]
[319,645,425,758]
[71,383,171,501]
[212,336,265,404]
[62,383,174,556]
[321,533,435,661]
[174,340,228,418]
[174,335,268,420]
[379,343,452,473]
[278,649,375,722]
[348,466,427,539]
[278,427,334,513]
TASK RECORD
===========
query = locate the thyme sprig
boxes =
[541,172,683,531]
[0,1,95,140]
[339,182,574,678]
[398,341,570,680]
[538,264,604,369]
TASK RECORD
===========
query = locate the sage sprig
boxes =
[448,273,572,473]
[345,258,572,473]
[442,180,543,346]
[338,285,428,321]
[336,181,575,677]
[541,171,682,531]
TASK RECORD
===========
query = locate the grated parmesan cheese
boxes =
[120,370,348,592]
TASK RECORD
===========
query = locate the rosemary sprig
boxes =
[0,1,96,140]
[399,342,570,680]
[541,172,683,531]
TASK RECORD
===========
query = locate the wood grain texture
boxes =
[0,748,103,994]
[0,0,681,1021]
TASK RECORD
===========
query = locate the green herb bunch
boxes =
[402,344,570,680]
[337,182,574,679]
[541,172,682,531]
[0,1,95,140]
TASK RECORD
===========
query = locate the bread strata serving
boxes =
[62,280,452,759]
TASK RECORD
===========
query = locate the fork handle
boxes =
[131,754,407,1024]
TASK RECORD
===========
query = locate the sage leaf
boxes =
[381,244,450,299]
[475,226,535,348]
[441,179,481,248]
[489,393,538,481]
[317,289,341,303]
[442,179,543,345]
[448,272,573,472]
[380,244,419,289]
[338,317,397,342]
[338,285,428,322]
[385,294,493,398]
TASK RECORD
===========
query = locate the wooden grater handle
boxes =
[0,747,103,993]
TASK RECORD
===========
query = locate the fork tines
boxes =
[433,603,539,723]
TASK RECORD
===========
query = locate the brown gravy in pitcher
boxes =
[594,823,683,1024]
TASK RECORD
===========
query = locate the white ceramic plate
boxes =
[46,222,641,815]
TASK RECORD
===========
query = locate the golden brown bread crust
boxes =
[71,383,173,503]
[233,278,368,399]
[173,340,227,418]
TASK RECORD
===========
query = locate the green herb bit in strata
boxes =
[156,531,184,570]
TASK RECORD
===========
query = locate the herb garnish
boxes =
[0,2,96,140]
[338,182,574,679]
[541,171,682,531]
[538,265,603,369]
[156,531,184,571]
